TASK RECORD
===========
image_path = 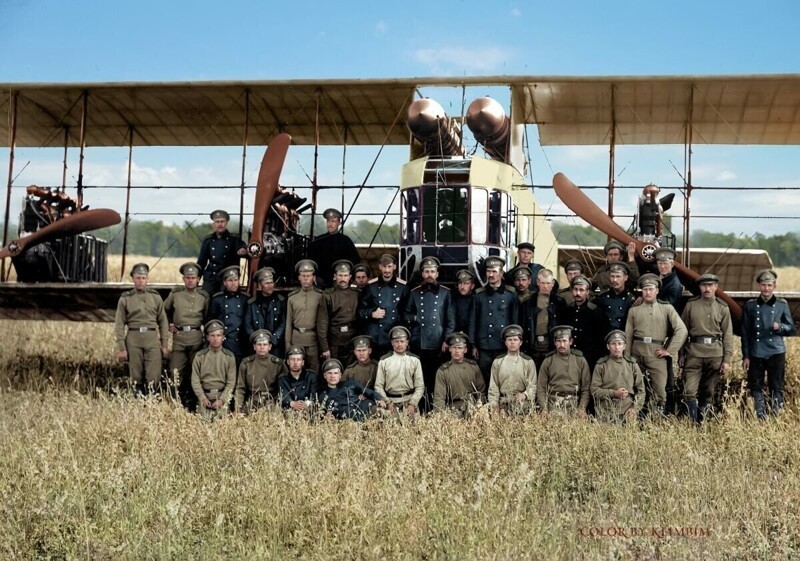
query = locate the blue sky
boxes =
[2,0,800,239]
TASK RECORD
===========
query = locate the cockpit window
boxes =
[421,185,468,244]
[401,188,419,244]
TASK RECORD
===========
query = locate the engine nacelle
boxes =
[407,98,463,157]
[466,97,510,163]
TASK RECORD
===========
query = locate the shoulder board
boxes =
[545,350,556,357]
[776,297,789,305]
[203,232,215,239]
[396,278,407,285]
[494,352,508,360]
[519,352,534,361]
[715,297,730,307]
[287,289,300,298]
[348,287,360,293]
[368,359,379,366]
[410,285,422,293]
[506,285,516,293]
[313,287,324,293]
[270,355,282,364]
[212,291,224,298]
[368,277,379,284]
[197,289,210,299]
[221,348,235,358]
[440,360,452,369]
[322,287,334,294]
[379,352,393,360]
[687,295,701,302]
[406,351,419,359]
[475,287,486,294]
[656,299,670,305]
[146,288,161,295]
[624,355,638,364]
[571,349,584,357]
[247,295,258,304]
[170,286,186,293]
[195,347,210,357]
[596,289,611,297]
[465,358,479,366]
[439,285,451,291]
[241,355,256,364]
[276,293,286,301]
[121,289,135,297]
[596,356,609,364]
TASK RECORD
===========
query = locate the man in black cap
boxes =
[559,275,608,372]
[307,208,360,289]
[536,325,591,417]
[319,259,360,367]
[343,335,378,389]
[164,262,210,409]
[432,332,485,414]
[207,265,248,364]
[741,269,797,419]
[592,240,640,291]
[234,329,287,414]
[352,263,371,291]
[504,242,543,285]
[197,209,246,295]
[358,253,409,359]
[243,267,286,358]
[453,269,476,335]
[654,247,684,310]
[285,259,325,375]
[510,265,533,304]
[595,262,635,332]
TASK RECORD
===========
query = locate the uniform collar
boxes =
[378,275,397,287]
[759,295,777,306]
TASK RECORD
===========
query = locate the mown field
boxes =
[0,263,799,559]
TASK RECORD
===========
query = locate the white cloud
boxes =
[412,45,513,74]
[715,170,737,182]
[376,20,387,34]
[510,7,522,17]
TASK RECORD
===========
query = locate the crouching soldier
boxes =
[343,335,378,388]
[375,326,424,417]
[591,330,645,423]
[279,346,318,413]
[318,358,387,421]
[536,325,591,417]
[235,329,287,414]
[432,332,485,415]
[487,325,537,414]
[191,319,237,420]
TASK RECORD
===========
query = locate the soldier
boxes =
[592,240,640,291]
[197,209,246,295]
[558,259,585,306]
[453,269,476,334]
[591,330,645,423]
[405,256,455,411]
[352,263,371,291]
[191,319,237,420]
[469,256,519,383]
[243,267,286,358]
[504,242,543,285]
[319,259,360,367]
[624,273,687,417]
[318,358,387,421]
[520,268,566,370]
[114,263,170,396]
[432,332,485,414]
[375,326,424,417]
[536,325,591,417]
[285,259,325,375]
[487,324,537,413]
[343,335,378,388]
[510,265,533,303]
[559,275,607,371]
[280,346,318,411]
[595,262,635,332]
[741,269,797,419]
[358,253,409,359]
[234,329,287,414]
[307,208,360,289]
[163,262,210,410]
[680,273,734,423]
[654,248,684,310]
[207,265,248,364]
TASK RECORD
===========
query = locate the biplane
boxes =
[1,75,799,325]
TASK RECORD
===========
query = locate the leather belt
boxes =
[385,390,414,398]
[179,326,201,331]
[133,326,155,332]
[634,336,664,345]
[295,327,315,333]
[691,336,719,344]
[335,325,352,333]
[552,392,577,398]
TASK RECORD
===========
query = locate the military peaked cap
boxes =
[205,319,225,334]
[501,324,523,339]
[295,259,317,274]
[130,263,150,277]
[353,263,371,275]
[484,256,505,270]
[286,346,305,358]
[420,256,440,270]
[570,275,592,288]
[517,242,535,252]
[756,269,778,283]
[654,247,677,262]
[332,259,353,274]
[696,273,720,285]
[447,332,469,347]
[250,329,273,344]
[608,262,631,276]
[638,273,661,289]
[379,253,396,265]
[210,209,230,221]
[351,335,372,349]
[603,240,626,255]
[511,265,531,280]
[254,267,276,283]
[322,208,343,220]
[220,265,240,280]
[551,325,574,340]
[563,259,584,273]
[390,325,410,340]
[456,269,475,282]
[322,358,344,373]
[605,330,626,344]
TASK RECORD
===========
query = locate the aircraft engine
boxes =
[406,99,463,157]
[465,96,510,163]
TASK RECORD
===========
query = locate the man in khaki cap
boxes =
[114,263,170,396]
[593,240,640,291]
[164,262,210,410]
[191,319,237,420]
[197,209,246,295]
[343,335,378,388]
[453,269,476,335]
[595,261,635,331]
[536,325,591,417]
[375,326,424,416]
[487,324,537,413]
[432,332,485,414]
[235,329,287,414]
[591,330,645,423]
[358,253,409,359]
[558,259,585,306]
[244,267,286,358]
[319,259,360,367]
[280,346,318,411]
[285,259,324,375]
[654,247,684,309]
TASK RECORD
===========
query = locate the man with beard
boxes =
[319,260,360,367]
[197,209,247,295]
[559,275,607,371]
[307,208,360,289]
[432,332,485,414]
[358,253,409,359]
[510,265,533,304]
[243,267,286,358]
[595,262,635,332]
[536,325,591,417]
[207,265,248,365]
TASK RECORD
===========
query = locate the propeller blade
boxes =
[1,208,121,260]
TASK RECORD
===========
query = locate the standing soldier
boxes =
[654,248,684,310]
[595,262,635,332]
[559,275,607,371]
[375,326,425,417]
[593,240,640,291]
[487,324,537,414]
[741,269,797,419]
[114,263,170,396]
[235,329,286,414]
[280,346,319,412]
[319,260,360,366]
[343,335,378,388]
[307,208,361,289]
[197,209,246,295]
[207,265,248,364]
[405,256,455,410]
[558,259,585,306]
[352,263,371,291]
[591,330,645,423]
[536,325,591,417]
[191,319,237,420]
[432,332,485,414]
[624,274,687,417]
[243,267,286,358]
[469,256,519,384]
[285,259,325,375]
[504,242,543,285]
[520,268,566,370]
[680,273,734,423]
[164,262,209,410]
[510,266,533,303]
[358,253,409,359]
[453,269,477,335]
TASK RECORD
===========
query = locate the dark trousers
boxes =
[414,347,444,412]
[748,354,786,412]
[478,348,504,389]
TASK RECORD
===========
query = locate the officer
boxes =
[358,253,409,359]
[191,319,237,420]
[319,259,360,367]
[510,265,533,303]
[280,346,319,411]
[164,262,210,409]
[285,259,325,375]
[741,269,797,419]
[536,325,591,417]
[624,273,687,417]
[520,268,566,370]
[680,273,734,423]
[318,358,387,421]
[405,256,455,410]
[453,269,476,334]
[487,324,537,413]
[114,263,170,396]
[234,329,287,414]
[375,326,424,417]
[591,330,645,423]
[307,208,360,289]
[432,332,485,414]
[592,240,640,291]
[343,335,378,388]
[352,263,371,291]
[504,242,543,285]
[243,267,286,358]
[559,275,608,371]
[595,262,635,332]
[654,248,684,310]
[558,259,585,306]
[197,209,246,295]
[207,265,248,364]
[469,256,519,384]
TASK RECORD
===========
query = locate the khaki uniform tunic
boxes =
[234,354,287,413]
[375,352,425,409]
[432,359,485,412]
[591,355,645,421]
[285,286,325,374]
[114,288,170,387]
[191,347,237,420]
[343,359,378,389]
[487,352,537,412]
[536,350,591,414]
[680,296,734,401]
[163,286,209,382]
[319,286,360,365]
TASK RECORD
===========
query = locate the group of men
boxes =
[114,208,796,423]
